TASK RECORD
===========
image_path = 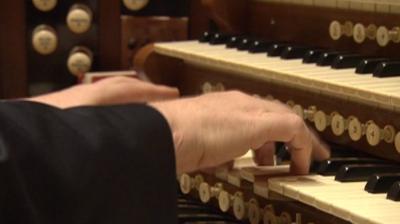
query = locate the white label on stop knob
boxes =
[314,110,328,132]
[329,20,342,40]
[179,174,191,194]
[233,193,246,220]
[123,0,149,11]
[353,23,366,44]
[67,7,92,34]
[366,122,381,146]
[218,190,230,212]
[331,113,345,136]
[348,117,362,141]
[67,52,92,76]
[377,26,390,47]
[394,132,400,154]
[32,27,58,55]
[32,0,57,12]
[198,182,211,203]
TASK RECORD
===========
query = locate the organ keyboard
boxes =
[135,0,400,223]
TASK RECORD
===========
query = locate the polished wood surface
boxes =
[98,0,121,71]
[121,16,188,69]
[247,2,400,57]
[0,0,27,98]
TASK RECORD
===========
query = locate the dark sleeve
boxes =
[0,101,177,224]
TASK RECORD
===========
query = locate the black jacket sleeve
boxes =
[0,101,177,224]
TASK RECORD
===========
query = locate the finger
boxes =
[142,85,180,101]
[252,112,313,174]
[310,131,331,161]
[253,142,275,166]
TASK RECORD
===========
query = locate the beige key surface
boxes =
[154,42,400,108]
[239,165,290,183]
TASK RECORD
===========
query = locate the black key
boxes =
[365,173,400,193]
[335,164,400,182]
[331,54,365,69]
[373,61,400,77]
[329,144,364,158]
[237,37,253,51]
[178,198,204,206]
[178,214,236,223]
[310,161,322,173]
[316,51,345,66]
[355,58,388,74]
[184,222,241,224]
[178,204,215,213]
[248,40,272,53]
[209,33,230,45]
[275,142,290,164]
[303,49,325,63]
[387,181,400,201]
[317,157,386,176]
[226,36,243,48]
[267,43,290,57]
[281,46,313,59]
[199,31,214,43]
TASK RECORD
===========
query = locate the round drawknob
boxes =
[265,95,274,101]
[292,104,304,119]
[329,21,353,40]
[304,106,317,122]
[32,25,58,55]
[279,212,293,224]
[383,125,396,144]
[218,190,231,212]
[202,82,213,93]
[233,192,246,220]
[67,47,93,77]
[32,0,57,12]
[67,4,93,34]
[263,205,278,224]
[348,116,363,141]
[314,110,329,132]
[248,199,261,224]
[331,112,346,136]
[123,0,149,11]
[394,132,400,154]
[366,121,381,146]
[193,174,205,190]
[353,23,366,44]
[329,20,342,40]
[199,182,211,203]
[179,174,192,194]
[214,82,225,92]
[376,26,400,47]
[366,24,378,40]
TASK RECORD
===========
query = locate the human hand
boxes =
[151,91,330,175]
[28,76,179,108]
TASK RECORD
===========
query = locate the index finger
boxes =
[252,112,329,174]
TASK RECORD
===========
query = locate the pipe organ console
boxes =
[137,0,400,223]
[0,0,190,98]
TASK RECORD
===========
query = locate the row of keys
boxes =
[276,143,400,202]
[330,20,400,47]
[201,32,400,78]
[257,0,400,14]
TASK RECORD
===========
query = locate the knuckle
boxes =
[287,113,305,131]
